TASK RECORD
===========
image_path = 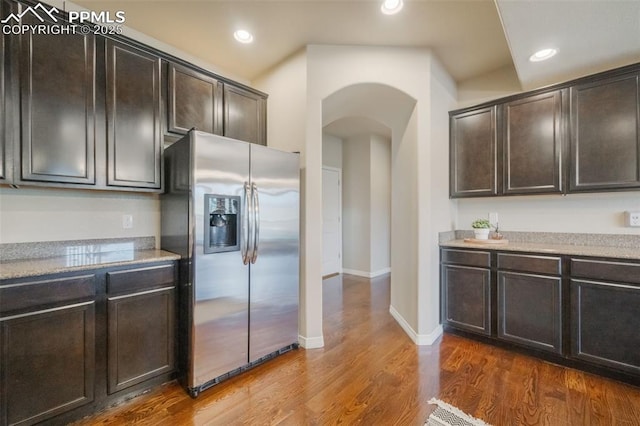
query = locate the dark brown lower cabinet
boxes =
[571,278,640,374]
[441,248,640,386]
[497,271,562,354]
[0,260,177,425]
[441,264,491,335]
[108,287,175,394]
[0,302,95,426]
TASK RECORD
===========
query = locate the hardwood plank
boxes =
[73,273,640,425]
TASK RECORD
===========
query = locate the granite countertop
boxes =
[440,239,640,261]
[0,237,181,280]
[0,249,181,280]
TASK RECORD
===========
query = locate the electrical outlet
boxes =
[625,211,640,227]
[122,214,133,229]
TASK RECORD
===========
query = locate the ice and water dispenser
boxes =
[204,194,240,254]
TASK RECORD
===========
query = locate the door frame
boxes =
[322,165,343,278]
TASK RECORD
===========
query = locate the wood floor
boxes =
[74,273,640,425]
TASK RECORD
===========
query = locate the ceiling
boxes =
[73,0,640,139]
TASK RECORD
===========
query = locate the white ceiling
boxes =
[496,0,640,90]
[73,0,640,138]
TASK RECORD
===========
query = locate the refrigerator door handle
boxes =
[251,183,260,264]
[243,181,251,265]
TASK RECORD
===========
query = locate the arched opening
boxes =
[320,82,418,336]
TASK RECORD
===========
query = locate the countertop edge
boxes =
[439,240,640,261]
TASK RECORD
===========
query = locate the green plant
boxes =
[471,219,491,229]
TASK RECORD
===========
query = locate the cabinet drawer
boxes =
[441,249,490,267]
[0,274,95,314]
[571,258,640,285]
[107,263,175,295]
[498,253,561,275]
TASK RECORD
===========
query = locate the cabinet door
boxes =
[503,90,564,194]
[19,16,96,184]
[497,272,562,354]
[450,106,498,197]
[168,63,222,135]
[570,72,640,191]
[224,84,266,145]
[107,287,175,394]
[571,279,640,374]
[106,41,162,189]
[0,302,95,426]
[441,264,491,335]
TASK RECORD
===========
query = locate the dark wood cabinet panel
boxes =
[224,84,266,145]
[441,264,491,335]
[0,273,95,314]
[168,63,222,135]
[450,106,498,197]
[497,253,561,275]
[0,302,95,426]
[0,2,6,182]
[19,17,96,184]
[571,279,640,374]
[106,41,162,189]
[107,287,175,394]
[441,248,491,268]
[503,90,564,194]
[497,272,562,354]
[571,258,640,284]
[107,263,175,295]
[570,72,640,191]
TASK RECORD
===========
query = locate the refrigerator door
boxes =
[192,132,250,387]
[248,144,300,362]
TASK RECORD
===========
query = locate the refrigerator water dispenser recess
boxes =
[204,194,240,254]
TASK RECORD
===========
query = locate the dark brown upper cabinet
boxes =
[168,63,222,135]
[18,16,96,185]
[0,1,6,183]
[224,84,267,145]
[569,71,640,192]
[450,106,498,197]
[502,90,564,195]
[106,41,162,190]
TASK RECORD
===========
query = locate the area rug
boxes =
[426,398,491,426]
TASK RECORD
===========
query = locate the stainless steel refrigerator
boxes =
[160,130,299,397]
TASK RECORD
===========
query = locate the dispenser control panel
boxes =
[204,194,240,254]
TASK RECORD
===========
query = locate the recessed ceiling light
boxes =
[234,29,254,44]
[529,48,557,62]
[381,0,403,15]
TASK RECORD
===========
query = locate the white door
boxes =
[322,167,342,277]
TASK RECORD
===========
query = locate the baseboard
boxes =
[298,334,324,349]
[342,267,391,278]
[388,305,443,346]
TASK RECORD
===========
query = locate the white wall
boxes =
[342,135,371,273]
[369,134,391,274]
[0,187,159,244]
[421,57,458,333]
[322,133,343,169]
[456,64,522,108]
[456,193,640,235]
[306,45,454,345]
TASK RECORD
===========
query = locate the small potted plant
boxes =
[471,219,491,240]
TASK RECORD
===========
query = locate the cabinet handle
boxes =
[251,183,260,264]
